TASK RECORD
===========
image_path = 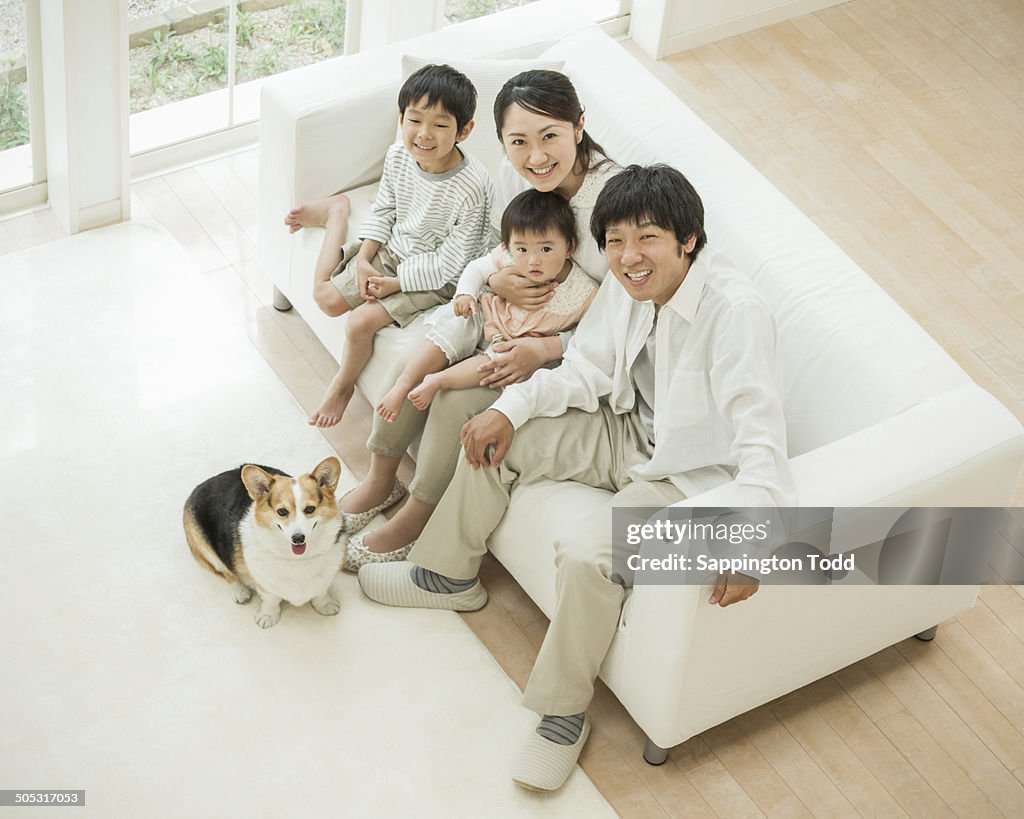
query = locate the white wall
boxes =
[631,0,847,58]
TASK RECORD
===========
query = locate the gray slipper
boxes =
[511,716,591,792]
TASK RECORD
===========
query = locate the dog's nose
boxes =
[291,533,306,545]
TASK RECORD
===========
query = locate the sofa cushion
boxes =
[400,54,566,191]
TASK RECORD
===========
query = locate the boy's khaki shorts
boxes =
[330,241,455,328]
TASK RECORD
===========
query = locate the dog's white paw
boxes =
[255,611,281,629]
[311,594,340,616]
[231,582,253,604]
[255,595,282,629]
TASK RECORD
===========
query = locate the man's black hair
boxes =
[500,189,577,249]
[590,164,707,260]
[398,64,477,132]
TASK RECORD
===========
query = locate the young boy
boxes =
[375,189,597,422]
[285,64,496,428]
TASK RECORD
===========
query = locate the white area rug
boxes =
[0,222,614,817]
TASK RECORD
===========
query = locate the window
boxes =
[0,0,37,194]
[129,1,347,155]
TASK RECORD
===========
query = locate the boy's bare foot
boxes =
[308,382,355,428]
[408,373,443,411]
[285,193,350,234]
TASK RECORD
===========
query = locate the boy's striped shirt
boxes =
[359,143,496,293]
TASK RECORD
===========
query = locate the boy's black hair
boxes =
[398,64,477,132]
[590,164,707,260]
[500,189,577,249]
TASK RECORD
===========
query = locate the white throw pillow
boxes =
[400,54,566,184]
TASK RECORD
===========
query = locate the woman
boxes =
[342,70,618,570]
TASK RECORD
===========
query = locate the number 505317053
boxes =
[0,790,84,806]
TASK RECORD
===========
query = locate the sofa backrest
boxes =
[260,2,588,208]
[540,28,971,457]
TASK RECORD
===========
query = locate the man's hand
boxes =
[477,338,554,388]
[460,409,515,469]
[708,571,759,606]
[488,266,556,308]
[367,275,401,299]
[454,294,478,318]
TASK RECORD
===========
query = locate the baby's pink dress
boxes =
[480,260,597,342]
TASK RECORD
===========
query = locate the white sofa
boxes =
[258,1,1024,756]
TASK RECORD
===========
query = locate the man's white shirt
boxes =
[490,248,796,507]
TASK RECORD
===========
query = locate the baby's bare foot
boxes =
[308,382,354,428]
[408,374,442,411]
[285,193,350,234]
[375,383,409,424]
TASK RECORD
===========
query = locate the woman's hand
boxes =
[477,336,562,388]
[488,266,556,308]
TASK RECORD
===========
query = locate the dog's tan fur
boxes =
[183,503,236,582]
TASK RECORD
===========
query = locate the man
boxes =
[359,164,795,790]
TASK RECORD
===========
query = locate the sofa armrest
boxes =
[661,384,1024,510]
[604,384,1023,740]
[259,53,403,209]
[258,50,403,285]
[792,385,1019,508]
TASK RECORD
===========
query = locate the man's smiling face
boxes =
[603,220,697,305]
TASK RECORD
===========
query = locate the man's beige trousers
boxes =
[410,404,685,716]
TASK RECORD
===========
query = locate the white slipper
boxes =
[511,716,591,792]
[358,561,487,611]
[342,533,413,573]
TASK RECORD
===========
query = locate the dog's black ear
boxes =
[241,465,275,501]
[311,457,341,494]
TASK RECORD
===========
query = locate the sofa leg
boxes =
[915,625,938,641]
[273,286,293,312]
[643,737,668,766]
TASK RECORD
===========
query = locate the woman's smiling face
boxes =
[499,104,584,197]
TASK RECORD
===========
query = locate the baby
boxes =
[376,189,598,421]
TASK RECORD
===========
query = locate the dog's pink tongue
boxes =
[292,543,306,556]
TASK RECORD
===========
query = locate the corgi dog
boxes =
[183,457,346,628]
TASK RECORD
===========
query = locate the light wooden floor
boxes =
[2,0,1023,814]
